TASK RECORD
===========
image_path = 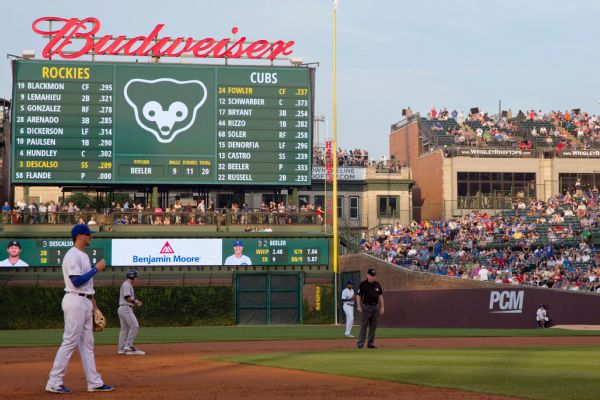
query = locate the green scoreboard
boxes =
[0,238,110,267]
[222,238,328,265]
[0,238,326,268]
[11,60,314,185]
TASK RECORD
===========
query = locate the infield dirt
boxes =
[2,336,599,400]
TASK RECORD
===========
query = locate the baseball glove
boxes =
[93,308,107,332]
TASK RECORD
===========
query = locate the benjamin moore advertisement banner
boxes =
[111,239,222,266]
[0,238,329,267]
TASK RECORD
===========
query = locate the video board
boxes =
[0,238,110,267]
[11,60,313,186]
[0,238,328,267]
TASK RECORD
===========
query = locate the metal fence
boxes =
[1,210,326,227]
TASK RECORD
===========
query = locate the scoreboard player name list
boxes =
[12,62,312,185]
[14,65,114,182]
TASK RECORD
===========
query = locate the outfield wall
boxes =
[340,254,600,328]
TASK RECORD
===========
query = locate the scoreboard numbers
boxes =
[225,238,328,266]
[12,61,313,186]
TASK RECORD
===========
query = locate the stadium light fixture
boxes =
[290,57,303,66]
[22,50,35,59]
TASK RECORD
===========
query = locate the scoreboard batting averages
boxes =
[11,60,314,186]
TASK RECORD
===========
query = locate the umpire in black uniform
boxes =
[356,268,384,349]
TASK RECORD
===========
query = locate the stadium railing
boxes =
[0,210,326,227]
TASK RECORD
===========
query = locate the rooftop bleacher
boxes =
[415,108,600,155]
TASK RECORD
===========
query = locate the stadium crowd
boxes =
[425,107,600,150]
[1,199,325,226]
[361,190,600,292]
[313,147,370,167]
[312,147,404,171]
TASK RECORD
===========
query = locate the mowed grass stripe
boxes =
[217,347,600,400]
[0,326,599,348]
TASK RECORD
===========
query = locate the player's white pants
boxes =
[47,293,103,389]
[343,304,354,336]
[118,305,139,350]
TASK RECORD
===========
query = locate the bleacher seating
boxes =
[418,108,600,153]
[361,191,600,292]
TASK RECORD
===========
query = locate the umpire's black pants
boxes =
[357,303,379,347]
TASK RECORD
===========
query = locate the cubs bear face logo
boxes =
[124,78,207,144]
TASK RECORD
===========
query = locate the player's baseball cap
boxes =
[367,268,377,276]
[71,224,95,238]
[346,279,353,285]
[233,240,244,247]
[127,270,138,279]
[7,240,21,249]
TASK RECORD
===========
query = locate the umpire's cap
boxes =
[7,240,21,249]
[127,270,138,279]
[367,268,376,276]
[71,224,95,238]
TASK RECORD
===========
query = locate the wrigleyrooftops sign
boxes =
[32,17,295,60]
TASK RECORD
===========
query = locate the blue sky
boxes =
[3,0,600,158]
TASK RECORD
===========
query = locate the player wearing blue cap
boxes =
[0,240,29,267]
[46,224,114,393]
[341,280,355,337]
[224,240,252,265]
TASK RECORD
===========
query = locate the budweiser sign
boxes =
[32,17,295,60]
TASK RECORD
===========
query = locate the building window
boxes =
[559,173,600,194]
[314,195,325,210]
[377,196,399,218]
[457,171,536,209]
[349,196,359,219]
[337,196,343,218]
[298,195,309,207]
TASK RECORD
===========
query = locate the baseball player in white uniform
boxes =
[0,240,29,267]
[341,280,355,337]
[536,304,549,328]
[224,240,252,265]
[118,270,145,355]
[46,224,114,394]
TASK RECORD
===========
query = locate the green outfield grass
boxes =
[0,326,599,348]
[217,346,600,400]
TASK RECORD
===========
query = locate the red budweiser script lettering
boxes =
[32,17,295,60]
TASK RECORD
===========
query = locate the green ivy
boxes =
[303,285,334,324]
[0,286,235,329]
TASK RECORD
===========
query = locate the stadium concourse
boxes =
[360,190,600,292]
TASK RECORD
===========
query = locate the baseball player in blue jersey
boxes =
[118,270,145,355]
[46,224,114,394]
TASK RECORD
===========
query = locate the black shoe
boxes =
[356,343,364,349]
[367,344,378,349]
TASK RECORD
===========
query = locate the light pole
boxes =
[332,0,339,325]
